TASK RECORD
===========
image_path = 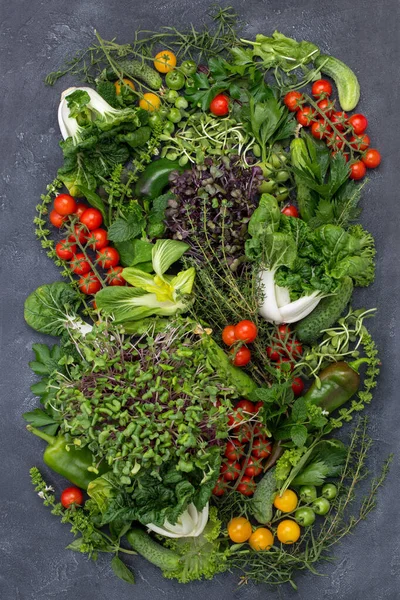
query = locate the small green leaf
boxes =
[23,408,58,428]
[111,555,135,584]
[291,398,307,423]
[290,424,308,448]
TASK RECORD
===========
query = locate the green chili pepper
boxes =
[27,426,107,489]
[134,158,187,200]
[303,359,367,414]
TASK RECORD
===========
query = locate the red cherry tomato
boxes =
[292,377,305,397]
[88,228,108,250]
[266,345,281,361]
[230,346,251,367]
[235,399,257,414]
[74,203,87,219]
[349,134,370,151]
[227,409,245,429]
[348,113,368,135]
[234,320,258,343]
[281,205,299,218]
[349,160,367,180]
[60,486,84,508]
[70,253,92,276]
[277,324,291,339]
[80,208,103,231]
[254,401,264,413]
[49,209,66,228]
[327,134,345,150]
[212,476,227,496]
[286,340,303,358]
[311,79,333,97]
[296,106,315,126]
[221,460,241,481]
[362,148,381,169]
[311,120,332,140]
[55,239,77,261]
[106,266,125,286]
[243,456,263,477]
[237,476,256,496]
[222,325,237,346]
[330,111,348,132]
[210,94,229,116]
[54,194,77,216]
[252,437,272,459]
[78,272,102,295]
[234,423,253,444]
[317,98,333,116]
[283,91,303,112]
[69,224,87,245]
[224,440,245,461]
[96,247,120,269]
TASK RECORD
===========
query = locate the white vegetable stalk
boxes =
[259,268,322,324]
[146,503,209,538]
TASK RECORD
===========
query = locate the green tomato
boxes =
[259,162,274,177]
[322,483,338,500]
[312,497,331,515]
[295,507,316,527]
[181,60,197,76]
[168,108,182,124]
[163,121,175,135]
[148,113,163,129]
[258,180,277,194]
[165,89,179,103]
[185,76,195,89]
[275,170,290,183]
[175,96,189,110]
[275,186,289,202]
[159,106,170,119]
[299,485,318,503]
[165,70,185,91]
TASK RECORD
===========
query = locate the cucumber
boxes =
[126,528,180,571]
[295,277,353,344]
[315,55,360,111]
[106,59,162,90]
[250,468,277,524]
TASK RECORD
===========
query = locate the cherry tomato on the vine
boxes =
[275,357,294,372]
[88,228,108,250]
[286,340,303,358]
[224,440,244,462]
[347,113,368,135]
[80,208,103,231]
[96,246,120,269]
[283,91,303,112]
[281,205,299,218]
[327,133,345,150]
[234,423,252,444]
[60,486,84,508]
[78,272,102,295]
[54,194,77,216]
[311,79,333,97]
[231,346,251,367]
[70,253,91,276]
[296,106,315,126]
[106,266,125,286]
[210,94,230,116]
[69,224,88,245]
[49,209,66,228]
[234,320,258,343]
[274,489,298,512]
[277,324,291,339]
[235,399,257,414]
[221,460,241,481]
[74,203,88,219]
[266,345,282,361]
[212,476,227,497]
[237,476,256,496]
[317,98,333,116]
[252,437,272,459]
[55,239,77,261]
[330,111,348,132]
[243,456,262,477]
[362,148,381,168]
[227,517,252,543]
[291,377,305,397]
[311,120,332,140]
[349,160,367,180]
[349,134,370,151]
[222,324,237,346]
[254,401,264,413]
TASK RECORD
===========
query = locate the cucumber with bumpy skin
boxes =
[106,59,162,90]
[250,468,278,524]
[126,528,180,571]
[295,277,353,344]
[315,55,360,111]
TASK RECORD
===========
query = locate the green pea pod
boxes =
[27,426,108,489]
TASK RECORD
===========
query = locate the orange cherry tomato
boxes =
[249,527,274,551]
[276,519,301,544]
[227,517,252,543]
[154,50,176,73]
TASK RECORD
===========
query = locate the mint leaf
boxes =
[108,213,145,243]
[292,398,307,423]
[290,424,308,447]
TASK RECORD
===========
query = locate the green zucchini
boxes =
[295,277,353,344]
[126,528,180,571]
[250,467,277,524]
[315,54,360,111]
[106,59,162,90]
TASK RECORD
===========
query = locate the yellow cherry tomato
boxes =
[139,93,161,112]
[154,50,177,73]
[227,517,252,543]
[273,489,298,513]
[276,519,301,544]
[249,527,274,551]
[114,78,135,95]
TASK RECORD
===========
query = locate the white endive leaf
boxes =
[279,292,321,323]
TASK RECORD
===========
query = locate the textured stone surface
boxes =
[1,0,399,598]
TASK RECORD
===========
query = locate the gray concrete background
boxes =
[1,0,399,598]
